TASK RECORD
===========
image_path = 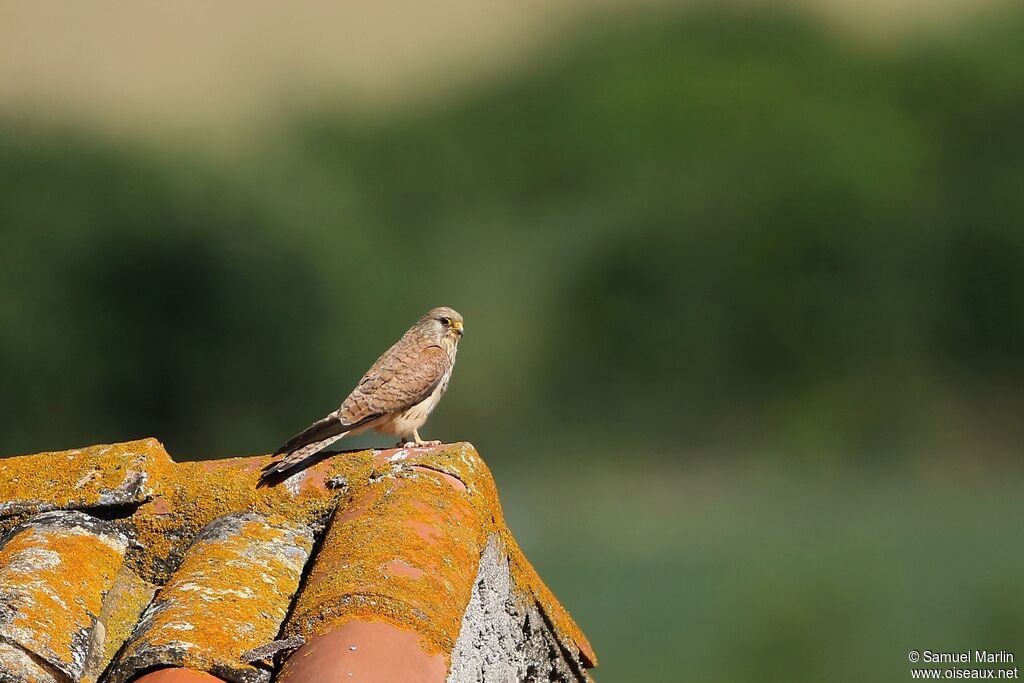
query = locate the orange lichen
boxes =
[284,457,483,656]
[0,514,126,678]
[0,439,597,678]
[113,513,314,680]
[88,567,158,683]
[282,442,596,669]
[133,670,227,683]
[383,444,596,666]
[125,451,364,583]
[0,439,165,516]
[0,438,360,583]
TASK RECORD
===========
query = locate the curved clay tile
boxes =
[0,510,129,682]
[278,444,595,681]
[133,670,227,683]
[108,512,314,683]
[0,440,161,517]
[0,439,596,682]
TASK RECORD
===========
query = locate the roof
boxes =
[0,439,596,683]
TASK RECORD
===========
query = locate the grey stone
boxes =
[448,535,590,683]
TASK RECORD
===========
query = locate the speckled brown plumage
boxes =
[259,307,463,485]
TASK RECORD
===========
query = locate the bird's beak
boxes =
[452,321,464,336]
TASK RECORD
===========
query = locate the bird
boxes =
[259,306,464,485]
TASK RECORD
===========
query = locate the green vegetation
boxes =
[511,463,1024,682]
[1,7,1022,681]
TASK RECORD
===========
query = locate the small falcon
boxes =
[259,306,464,485]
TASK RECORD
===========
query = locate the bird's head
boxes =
[422,306,464,343]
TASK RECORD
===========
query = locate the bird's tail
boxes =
[257,433,347,487]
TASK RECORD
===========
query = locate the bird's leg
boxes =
[415,429,442,447]
[400,429,442,448]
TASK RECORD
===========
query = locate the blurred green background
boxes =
[2,2,1023,681]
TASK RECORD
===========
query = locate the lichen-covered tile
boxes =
[85,567,159,683]
[122,449,366,584]
[107,512,314,683]
[0,640,62,683]
[0,510,129,683]
[282,445,485,660]
[0,439,168,518]
[278,443,596,682]
[0,440,597,682]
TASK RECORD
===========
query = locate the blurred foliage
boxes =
[2,7,1024,682]
[3,9,1023,463]
[512,463,1024,682]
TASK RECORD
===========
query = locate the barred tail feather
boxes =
[258,428,350,487]
[259,411,383,487]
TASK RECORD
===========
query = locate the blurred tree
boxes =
[1,7,1022,463]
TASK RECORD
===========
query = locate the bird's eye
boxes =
[438,316,450,326]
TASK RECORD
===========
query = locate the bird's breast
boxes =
[375,365,452,436]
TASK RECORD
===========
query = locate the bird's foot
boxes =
[398,440,442,448]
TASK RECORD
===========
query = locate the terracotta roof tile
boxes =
[0,441,158,518]
[0,439,596,682]
[0,510,130,682]
[108,513,313,683]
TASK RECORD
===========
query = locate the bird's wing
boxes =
[261,342,450,486]
[270,343,447,459]
[339,343,450,424]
